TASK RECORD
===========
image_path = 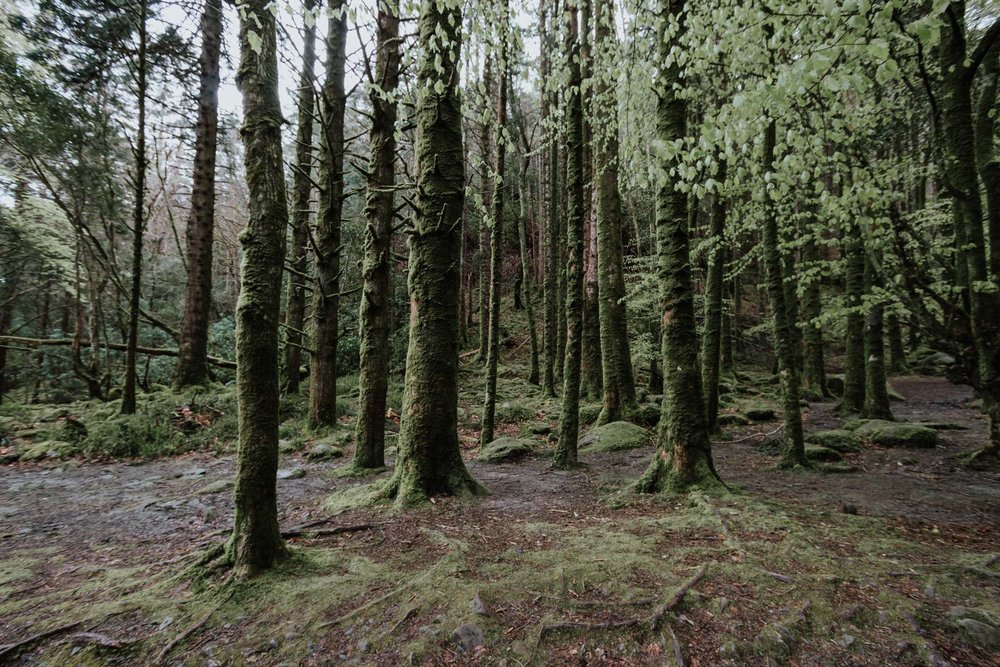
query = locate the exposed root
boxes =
[281,522,380,539]
[157,586,236,664]
[0,621,84,661]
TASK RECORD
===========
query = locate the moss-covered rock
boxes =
[525,422,553,436]
[578,403,603,426]
[478,437,534,463]
[805,430,861,453]
[19,440,78,461]
[852,420,938,448]
[805,445,843,462]
[745,407,778,422]
[307,443,345,460]
[718,413,751,427]
[579,421,652,453]
[947,607,1000,650]
[496,401,534,423]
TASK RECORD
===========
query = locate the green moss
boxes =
[805,429,861,453]
[478,437,534,463]
[852,420,939,448]
[495,401,535,423]
[579,421,652,453]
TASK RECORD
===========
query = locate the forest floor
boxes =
[1,368,998,666]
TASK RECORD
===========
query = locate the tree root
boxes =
[281,522,380,539]
[0,621,84,661]
[157,587,235,664]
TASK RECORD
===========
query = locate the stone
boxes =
[278,439,297,454]
[452,623,484,652]
[805,429,860,453]
[852,420,939,448]
[579,421,653,453]
[804,445,843,462]
[527,422,553,435]
[718,413,751,427]
[277,468,306,480]
[745,407,777,422]
[18,440,77,461]
[577,403,603,426]
[307,443,344,461]
[953,618,999,650]
[478,437,534,463]
[472,592,492,616]
[195,479,234,495]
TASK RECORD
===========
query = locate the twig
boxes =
[0,621,84,661]
[724,424,784,444]
[763,570,795,584]
[649,564,710,630]
[667,625,685,667]
[281,522,379,539]
[385,606,419,636]
[157,588,235,664]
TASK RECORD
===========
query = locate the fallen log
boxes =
[0,336,237,370]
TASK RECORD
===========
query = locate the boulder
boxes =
[307,443,345,461]
[526,422,553,436]
[579,421,652,453]
[947,607,999,650]
[745,407,778,422]
[453,623,485,652]
[277,468,306,480]
[853,420,939,448]
[805,445,843,462]
[478,437,534,463]
[195,479,234,495]
[497,401,534,423]
[805,430,861,453]
[718,413,751,427]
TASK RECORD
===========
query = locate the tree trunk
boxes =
[352,0,400,472]
[839,217,866,414]
[701,162,726,433]
[518,150,541,386]
[635,0,722,492]
[862,255,893,420]
[556,143,568,380]
[554,0,585,469]
[120,0,147,415]
[229,0,290,575]
[281,0,317,395]
[761,117,807,469]
[375,0,485,507]
[477,59,494,363]
[801,230,828,396]
[309,0,347,429]
[887,313,906,374]
[541,0,558,398]
[481,4,509,448]
[175,0,222,389]
[594,0,637,426]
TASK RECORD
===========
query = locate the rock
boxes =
[947,607,1000,649]
[177,467,207,479]
[307,443,345,461]
[836,634,856,649]
[804,445,843,462]
[745,407,777,422]
[478,437,534,463]
[277,468,306,480]
[19,440,77,461]
[527,422,552,435]
[497,401,534,423]
[452,623,484,652]
[578,404,603,426]
[196,479,234,495]
[805,429,860,453]
[579,421,652,453]
[472,592,492,616]
[914,421,967,431]
[718,413,751,427]
[852,420,939,448]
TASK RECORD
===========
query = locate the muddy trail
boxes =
[1,374,998,665]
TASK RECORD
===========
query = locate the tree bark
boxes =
[862,255,893,420]
[801,229,828,396]
[580,0,602,402]
[701,162,726,433]
[175,0,222,389]
[229,0,290,575]
[518,154,541,386]
[554,0,585,469]
[477,59,495,363]
[309,0,347,429]
[635,0,722,492]
[839,217,866,414]
[541,0,558,398]
[281,0,317,395]
[352,0,400,472]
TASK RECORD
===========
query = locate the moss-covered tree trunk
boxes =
[761,118,807,469]
[554,0,585,469]
[477,59,494,364]
[481,4,509,448]
[801,230,828,396]
[635,0,722,492]
[120,0,147,416]
[839,217,866,414]
[518,151,541,385]
[701,161,726,433]
[862,255,893,420]
[887,313,906,374]
[594,0,637,426]
[309,0,347,429]
[229,0,289,574]
[353,0,399,471]
[721,278,736,377]
[280,0,317,395]
[556,144,568,381]
[377,0,486,507]
[540,0,557,398]
[176,0,222,390]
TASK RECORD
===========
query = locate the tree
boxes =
[352,0,400,472]
[229,0,289,575]
[862,254,893,420]
[839,215,866,415]
[371,0,485,507]
[700,161,727,433]
[540,0,558,398]
[309,0,348,429]
[175,0,222,389]
[634,0,722,493]
[554,0,585,469]
[281,0,318,395]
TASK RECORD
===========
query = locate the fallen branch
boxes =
[62,632,136,650]
[725,424,784,444]
[667,625,685,667]
[0,336,236,370]
[157,588,235,664]
[648,563,710,630]
[0,621,84,661]
[281,522,379,539]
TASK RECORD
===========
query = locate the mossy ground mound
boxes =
[805,429,861,453]
[579,421,652,453]
[850,420,939,449]
[478,437,534,463]
[804,445,843,462]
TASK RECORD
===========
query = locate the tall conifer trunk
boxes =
[801,228,828,396]
[862,255,893,420]
[230,0,289,574]
[309,0,347,428]
[541,0,558,398]
[840,217,866,414]
[580,0,602,402]
[701,162,726,433]
[352,0,400,471]
[176,0,222,389]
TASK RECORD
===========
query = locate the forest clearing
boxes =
[1,0,1000,664]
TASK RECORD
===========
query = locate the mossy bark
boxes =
[518,153,541,386]
[309,0,347,429]
[477,59,494,364]
[701,161,726,433]
[230,0,290,575]
[176,0,222,390]
[541,0,557,398]
[554,1,585,469]
[761,118,807,469]
[376,0,486,507]
[556,142,568,382]
[887,313,907,374]
[481,6,509,448]
[280,0,316,395]
[839,217,866,415]
[801,231,828,396]
[721,279,736,377]
[594,0,637,426]
[635,0,722,493]
[353,0,399,471]
[862,255,893,420]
